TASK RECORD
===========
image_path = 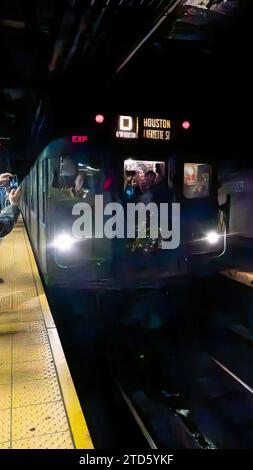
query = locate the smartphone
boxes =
[155,163,161,174]
[9,175,19,190]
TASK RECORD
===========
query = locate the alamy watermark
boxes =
[72,195,180,250]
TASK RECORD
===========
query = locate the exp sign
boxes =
[72,135,88,143]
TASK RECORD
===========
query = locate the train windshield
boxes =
[123,159,166,203]
[184,163,212,199]
[54,155,102,200]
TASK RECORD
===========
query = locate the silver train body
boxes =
[21,135,226,289]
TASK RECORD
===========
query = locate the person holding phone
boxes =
[0,173,22,284]
[124,170,143,202]
[0,172,21,234]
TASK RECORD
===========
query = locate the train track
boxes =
[212,357,253,396]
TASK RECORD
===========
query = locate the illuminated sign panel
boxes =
[72,135,88,143]
[116,115,138,139]
[143,117,171,141]
[116,115,171,141]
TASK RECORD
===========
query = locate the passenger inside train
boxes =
[123,170,142,202]
[123,160,167,204]
[184,163,211,199]
[51,154,102,203]
[68,173,88,199]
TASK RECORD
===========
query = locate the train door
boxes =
[25,176,29,228]
[38,158,48,272]
[22,174,31,229]
[220,174,253,239]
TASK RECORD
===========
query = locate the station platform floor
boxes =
[222,269,253,288]
[0,218,93,449]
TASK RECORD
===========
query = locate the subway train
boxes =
[219,169,253,242]
[21,113,226,289]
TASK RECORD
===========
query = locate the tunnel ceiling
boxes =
[0,0,249,172]
[0,1,240,85]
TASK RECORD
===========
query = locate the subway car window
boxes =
[53,155,102,200]
[31,168,35,211]
[40,159,48,225]
[184,163,212,199]
[123,159,165,201]
[59,155,77,190]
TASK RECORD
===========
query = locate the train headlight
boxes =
[53,234,75,251]
[205,231,219,245]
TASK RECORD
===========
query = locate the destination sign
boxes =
[116,115,171,141]
[143,117,171,141]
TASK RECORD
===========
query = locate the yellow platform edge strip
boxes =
[222,269,253,288]
[22,219,94,449]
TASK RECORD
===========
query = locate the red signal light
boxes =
[95,114,104,124]
[182,121,190,130]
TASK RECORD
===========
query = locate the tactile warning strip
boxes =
[0,218,93,449]
[0,409,10,443]
[13,378,61,408]
[12,401,69,440]
[0,384,11,410]
[12,431,73,449]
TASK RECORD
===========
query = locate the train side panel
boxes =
[219,170,253,239]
